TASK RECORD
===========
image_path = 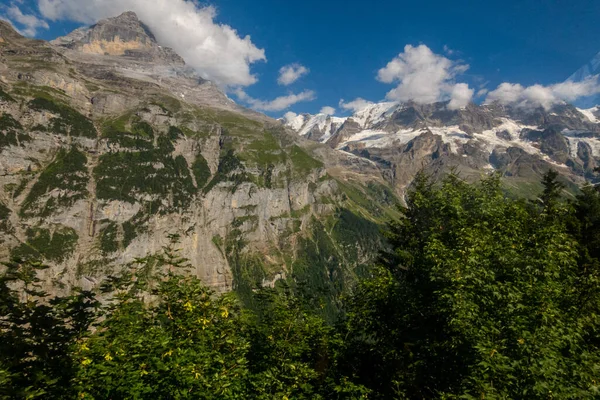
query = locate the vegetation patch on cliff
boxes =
[203,150,250,194]
[20,147,89,218]
[28,97,96,138]
[0,86,15,103]
[10,225,78,262]
[94,139,196,212]
[0,113,30,149]
[0,202,12,234]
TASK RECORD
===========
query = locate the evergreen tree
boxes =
[342,173,600,399]
[0,258,98,399]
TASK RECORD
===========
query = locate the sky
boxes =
[2,0,600,117]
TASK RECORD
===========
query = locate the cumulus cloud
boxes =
[36,0,266,87]
[283,111,298,122]
[485,76,600,110]
[278,63,309,86]
[3,4,49,36]
[339,98,374,113]
[448,83,474,110]
[320,106,336,115]
[377,44,473,108]
[235,89,316,112]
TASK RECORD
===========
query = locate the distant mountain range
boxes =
[282,100,600,191]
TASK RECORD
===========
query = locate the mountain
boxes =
[283,100,600,193]
[566,51,600,108]
[0,12,399,310]
[50,11,185,65]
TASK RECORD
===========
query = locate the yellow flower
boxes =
[221,307,229,319]
[104,353,113,361]
[198,317,210,329]
[81,358,92,366]
[184,301,194,312]
[80,343,89,351]
[162,349,173,358]
[517,338,525,345]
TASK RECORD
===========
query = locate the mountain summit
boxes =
[566,51,600,108]
[51,11,185,65]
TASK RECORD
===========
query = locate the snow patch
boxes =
[351,102,400,128]
[578,106,600,123]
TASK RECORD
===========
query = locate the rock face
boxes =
[52,11,185,65]
[0,15,396,303]
[283,100,600,191]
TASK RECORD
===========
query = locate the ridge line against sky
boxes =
[2,0,600,116]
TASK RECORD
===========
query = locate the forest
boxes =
[2,171,600,399]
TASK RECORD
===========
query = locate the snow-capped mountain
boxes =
[284,101,600,189]
[282,113,347,142]
[566,51,600,109]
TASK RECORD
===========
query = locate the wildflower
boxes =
[81,358,92,366]
[184,301,194,312]
[221,307,229,318]
[104,353,113,361]
[198,317,210,329]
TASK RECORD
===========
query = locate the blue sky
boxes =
[3,0,600,116]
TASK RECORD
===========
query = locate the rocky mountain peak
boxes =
[0,19,23,42]
[51,11,184,65]
[91,11,157,44]
[113,11,143,23]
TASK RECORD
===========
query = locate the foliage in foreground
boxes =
[1,172,600,399]
[0,244,364,399]
[342,172,600,399]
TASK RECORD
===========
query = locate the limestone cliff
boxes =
[0,15,397,310]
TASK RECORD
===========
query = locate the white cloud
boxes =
[377,44,473,107]
[277,63,309,86]
[448,83,474,110]
[36,0,266,87]
[443,45,454,55]
[485,76,600,110]
[283,111,298,122]
[4,4,49,36]
[235,89,316,112]
[320,106,336,115]
[476,88,489,97]
[339,98,374,113]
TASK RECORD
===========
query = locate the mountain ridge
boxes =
[0,15,396,307]
[283,100,600,190]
